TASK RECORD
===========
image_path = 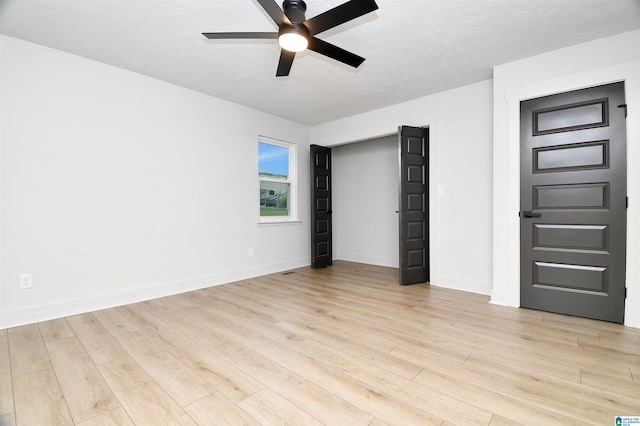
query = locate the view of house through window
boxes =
[259,139,295,219]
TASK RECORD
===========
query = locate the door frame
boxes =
[315,116,438,285]
[494,61,640,327]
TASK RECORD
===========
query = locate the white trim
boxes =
[431,274,492,296]
[257,220,302,226]
[258,136,298,223]
[334,252,398,268]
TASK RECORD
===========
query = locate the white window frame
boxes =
[258,136,298,224]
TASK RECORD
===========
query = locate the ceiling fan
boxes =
[203,0,379,77]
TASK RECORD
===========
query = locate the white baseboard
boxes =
[333,258,491,297]
[430,274,491,296]
[334,253,399,268]
[1,258,309,329]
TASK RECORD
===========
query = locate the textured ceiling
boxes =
[1,0,639,125]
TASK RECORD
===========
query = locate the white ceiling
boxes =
[1,0,639,125]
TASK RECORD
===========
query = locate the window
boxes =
[259,137,297,222]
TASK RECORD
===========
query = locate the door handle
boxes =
[521,210,541,218]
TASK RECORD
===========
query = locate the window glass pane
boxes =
[260,180,289,216]
[259,142,289,178]
[259,139,295,220]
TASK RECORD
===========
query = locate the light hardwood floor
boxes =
[1,261,639,425]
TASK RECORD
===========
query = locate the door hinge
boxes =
[617,104,628,118]
[625,287,627,299]
[627,196,629,209]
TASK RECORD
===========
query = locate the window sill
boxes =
[257,219,302,226]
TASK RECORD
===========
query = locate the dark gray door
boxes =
[520,82,627,323]
[399,126,429,285]
[310,144,332,268]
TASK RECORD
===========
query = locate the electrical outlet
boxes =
[20,273,32,289]
[248,247,255,257]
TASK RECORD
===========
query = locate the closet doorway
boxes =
[311,127,429,285]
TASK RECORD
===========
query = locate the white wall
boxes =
[0,35,311,328]
[333,135,399,267]
[312,80,494,295]
[492,30,640,328]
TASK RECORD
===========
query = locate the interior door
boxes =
[310,144,332,268]
[520,82,627,323]
[398,126,429,285]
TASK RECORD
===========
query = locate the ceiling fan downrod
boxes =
[283,0,307,23]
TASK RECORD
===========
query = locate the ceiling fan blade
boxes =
[304,0,378,35]
[276,50,296,77]
[307,37,365,68]
[256,0,292,26]
[203,32,278,39]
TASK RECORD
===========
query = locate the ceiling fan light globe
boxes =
[279,33,308,52]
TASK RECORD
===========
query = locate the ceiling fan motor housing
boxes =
[283,0,307,23]
[279,23,310,38]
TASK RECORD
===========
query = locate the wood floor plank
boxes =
[541,310,640,337]
[324,309,463,357]
[238,388,323,425]
[255,341,445,425]
[199,285,292,323]
[158,295,270,349]
[278,314,398,354]
[580,368,640,396]
[449,312,580,347]
[92,308,138,337]
[577,335,640,367]
[97,356,195,425]
[292,339,492,425]
[66,314,127,365]
[276,319,422,380]
[416,320,584,382]
[233,276,336,317]
[175,294,305,347]
[75,407,134,426]
[389,340,470,368]
[113,331,214,407]
[184,392,258,426]
[117,303,227,351]
[413,366,579,425]
[8,324,51,377]
[463,354,638,423]
[13,368,74,425]
[120,303,264,403]
[38,318,75,342]
[326,303,397,327]
[392,332,581,384]
[45,337,120,423]
[535,315,602,339]
[0,329,14,419]
[489,414,525,426]
[211,340,374,425]
[368,419,392,426]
